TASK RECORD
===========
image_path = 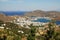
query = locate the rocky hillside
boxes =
[24,10,60,20]
[25,10,60,17]
[0,13,15,22]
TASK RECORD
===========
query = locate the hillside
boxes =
[0,10,60,21]
[25,10,60,17]
[24,10,60,20]
[0,14,15,22]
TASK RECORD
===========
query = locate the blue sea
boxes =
[0,11,60,25]
[32,18,60,25]
[0,11,26,16]
[56,21,60,25]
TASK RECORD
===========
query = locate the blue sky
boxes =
[0,0,60,11]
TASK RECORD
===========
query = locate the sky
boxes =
[0,0,60,11]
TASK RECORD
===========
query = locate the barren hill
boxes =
[0,13,15,22]
[25,10,60,17]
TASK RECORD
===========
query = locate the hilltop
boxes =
[25,10,60,17]
[24,10,60,20]
[0,10,60,21]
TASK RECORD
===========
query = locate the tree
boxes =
[0,20,4,26]
[5,22,18,28]
[27,24,36,40]
[0,36,3,40]
[44,20,58,40]
[3,35,7,40]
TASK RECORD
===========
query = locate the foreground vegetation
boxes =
[0,20,60,40]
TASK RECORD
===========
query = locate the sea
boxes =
[0,11,26,16]
[0,11,60,25]
[32,18,60,25]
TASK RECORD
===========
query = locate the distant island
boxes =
[0,10,60,21]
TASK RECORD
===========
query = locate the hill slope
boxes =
[25,10,60,17]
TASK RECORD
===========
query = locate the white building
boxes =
[14,17,49,27]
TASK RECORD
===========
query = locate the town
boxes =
[0,14,60,40]
[0,0,60,40]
